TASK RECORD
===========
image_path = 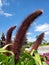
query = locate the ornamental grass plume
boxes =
[11,10,43,60]
[30,33,44,54]
[5,26,16,50]
[5,9,43,61]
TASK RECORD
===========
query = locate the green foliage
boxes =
[0,44,48,65]
[0,44,15,65]
[16,50,47,65]
[0,54,14,65]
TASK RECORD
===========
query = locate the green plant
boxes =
[0,9,47,65]
[0,45,47,65]
[0,44,15,65]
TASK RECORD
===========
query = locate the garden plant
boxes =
[0,9,48,65]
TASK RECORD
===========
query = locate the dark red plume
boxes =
[30,33,44,53]
[5,26,16,51]
[11,10,43,60]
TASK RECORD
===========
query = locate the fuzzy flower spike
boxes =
[5,26,16,51]
[30,32,44,55]
[10,10,43,60]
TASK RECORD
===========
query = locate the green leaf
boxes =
[0,45,15,65]
[42,62,48,65]
[34,52,42,65]
[21,61,24,65]
[26,59,35,65]
[8,56,15,65]
[0,54,8,65]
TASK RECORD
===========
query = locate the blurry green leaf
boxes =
[26,59,35,65]
[42,62,48,65]
[34,52,42,65]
